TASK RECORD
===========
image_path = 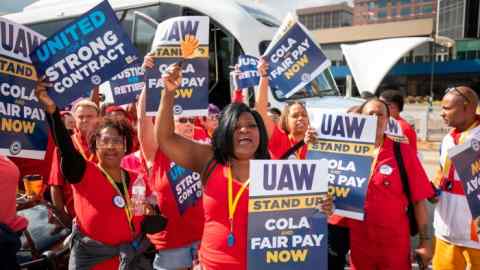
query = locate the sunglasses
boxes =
[445,87,470,104]
[177,117,195,124]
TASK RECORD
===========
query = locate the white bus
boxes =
[4,0,361,110]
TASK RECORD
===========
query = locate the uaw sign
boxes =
[307,109,377,220]
[385,117,409,143]
[0,18,48,159]
[145,16,209,117]
[166,162,202,214]
[30,0,139,108]
[263,14,330,99]
[248,160,329,270]
[449,138,480,219]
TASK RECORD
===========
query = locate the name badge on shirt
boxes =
[113,195,126,208]
[380,164,393,175]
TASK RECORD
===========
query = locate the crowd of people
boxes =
[1,54,479,270]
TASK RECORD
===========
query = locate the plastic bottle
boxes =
[132,175,146,216]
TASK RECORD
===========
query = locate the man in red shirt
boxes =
[380,89,418,153]
[49,99,99,225]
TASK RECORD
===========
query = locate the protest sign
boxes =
[145,16,209,117]
[236,54,260,89]
[109,63,144,105]
[0,18,48,159]
[166,162,202,214]
[263,15,331,99]
[448,138,480,219]
[30,0,139,108]
[385,117,408,143]
[248,159,329,270]
[307,109,377,220]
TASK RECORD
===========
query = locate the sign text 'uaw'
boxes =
[308,109,377,220]
[0,18,48,159]
[248,160,329,270]
[146,16,209,117]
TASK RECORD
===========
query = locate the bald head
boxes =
[441,86,478,131]
[447,86,478,108]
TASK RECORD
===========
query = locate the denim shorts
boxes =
[153,241,200,270]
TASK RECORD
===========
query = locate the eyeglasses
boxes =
[96,136,124,148]
[445,87,470,104]
[207,114,219,121]
[177,117,195,124]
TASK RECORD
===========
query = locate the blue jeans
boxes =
[153,241,199,270]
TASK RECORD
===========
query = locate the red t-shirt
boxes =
[349,137,434,238]
[199,163,248,270]
[149,150,204,250]
[73,162,145,270]
[121,151,147,176]
[396,116,418,153]
[0,155,28,232]
[268,125,307,159]
[48,133,95,217]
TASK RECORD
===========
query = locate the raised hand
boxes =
[162,63,182,92]
[317,194,334,216]
[34,79,56,114]
[257,57,269,77]
[304,127,318,145]
[142,53,155,70]
[180,34,199,59]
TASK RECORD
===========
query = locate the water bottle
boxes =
[132,175,146,216]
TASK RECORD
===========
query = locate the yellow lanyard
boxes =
[73,134,95,161]
[97,165,134,233]
[226,165,250,247]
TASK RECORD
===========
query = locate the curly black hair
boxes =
[88,117,134,155]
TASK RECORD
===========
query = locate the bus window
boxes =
[271,70,339,102]
[121,3,181,56]
[183,8,243,108]
[238,4,280,28]
[29,19,73,37]
[131,12,158,55]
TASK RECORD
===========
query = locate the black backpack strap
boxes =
[280,140,306,159]
[393,141,413,204]
[393,141,419,236]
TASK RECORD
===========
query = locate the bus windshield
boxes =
[271,70,339,101]
[238,4,280,28]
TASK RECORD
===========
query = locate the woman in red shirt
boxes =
[135,60,204,269]
[254,59,310,160]
[349,98,434,270]
[153,63,333,270]
[35,83,158,270]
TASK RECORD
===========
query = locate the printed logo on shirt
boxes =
[113,195,126,208]
[379,164,393,176]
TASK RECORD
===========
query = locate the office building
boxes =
[353,0,437,25]
[297,2,353,30]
